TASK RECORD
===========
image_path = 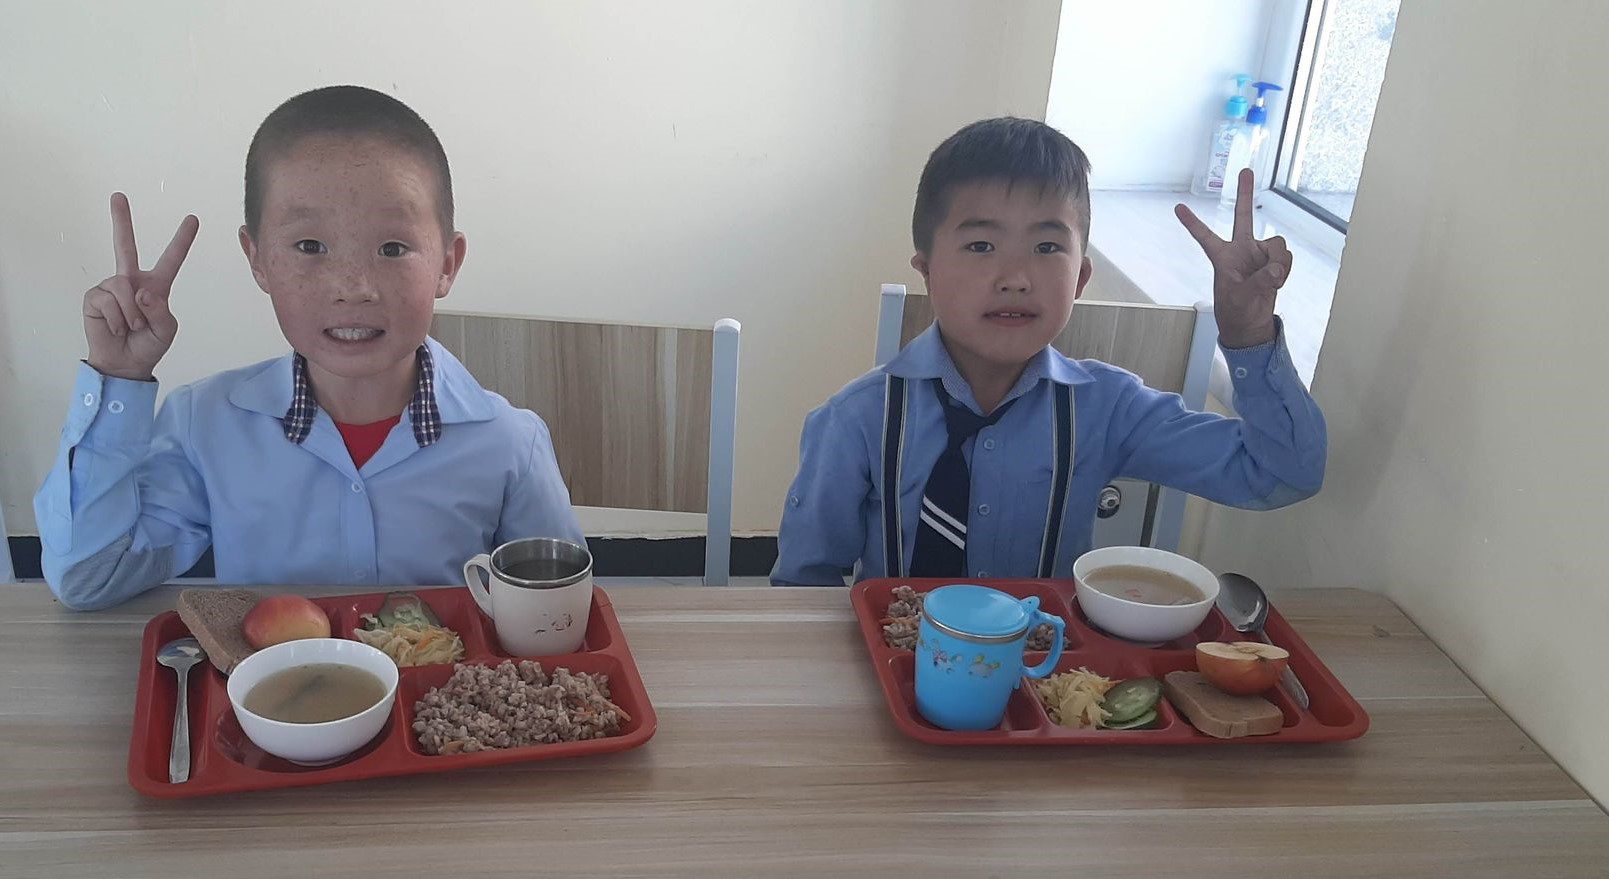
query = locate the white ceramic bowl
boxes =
[226,638,399,765]
[1073,546,1220,643]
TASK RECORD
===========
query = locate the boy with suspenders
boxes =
[772,118,1325,585]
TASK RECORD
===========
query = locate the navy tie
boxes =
[909,381,1017,577]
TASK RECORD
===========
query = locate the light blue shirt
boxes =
[771,321,1326,585]
[34,337,583,610]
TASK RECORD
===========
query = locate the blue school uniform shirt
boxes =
[34,337,583,610]
[771,321,1325,585]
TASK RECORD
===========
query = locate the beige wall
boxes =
[0,0,1062,537]
[1197,1,1609,802]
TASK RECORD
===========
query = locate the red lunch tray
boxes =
[128,586,657,798]
[851,577,1369,746]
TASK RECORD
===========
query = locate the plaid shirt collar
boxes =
[283,345,442,447]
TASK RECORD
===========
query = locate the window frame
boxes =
[1252,0,1369,261]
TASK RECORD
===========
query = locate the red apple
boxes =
[1195,641,1290,696]
[242,594,331,649]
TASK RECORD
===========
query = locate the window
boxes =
[1257,0,1401,255]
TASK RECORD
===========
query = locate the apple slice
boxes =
[1195,641,1290,696]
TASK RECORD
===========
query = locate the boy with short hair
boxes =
[772,117,1324,585]
[36,85,583,610]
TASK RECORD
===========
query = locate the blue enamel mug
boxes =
[914,585,1067,731]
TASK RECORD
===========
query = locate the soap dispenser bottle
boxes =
[1192,74,1252,197]
[1220,80,1285,205]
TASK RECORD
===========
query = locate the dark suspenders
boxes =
[880,375,1075,579]
[880,375,908,579]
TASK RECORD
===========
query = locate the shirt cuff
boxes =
[64,362,159,447]
[1220,317,1296,399]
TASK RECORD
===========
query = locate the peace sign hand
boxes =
[1174,168,1291,349]
[82,193,199,381]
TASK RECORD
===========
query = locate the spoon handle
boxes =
[169,667,192,783]
[1252,629,1311,710]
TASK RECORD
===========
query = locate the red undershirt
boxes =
[334,415,402,469]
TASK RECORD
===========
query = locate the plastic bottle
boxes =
[1191,75,1251,197]
[1220,80,1284,206]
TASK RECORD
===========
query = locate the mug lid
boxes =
[922,584,1033,638]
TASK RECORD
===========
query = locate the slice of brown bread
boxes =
[1163,670,1284,739]
[176,588,260,674]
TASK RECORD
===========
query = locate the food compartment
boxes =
[1147,651,1301,733]
[397,653,645,759]
[129,622,228,788]
[1066,598,1235,651]
[1031,652,1181,735]
[207,694,400,774]
[886,651,1049,735]
[331,587,487,665]
[863,579,1083,655]
[479,587,616,658]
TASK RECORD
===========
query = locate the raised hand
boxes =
[82,193,199,381]
[1175,168,1291,349]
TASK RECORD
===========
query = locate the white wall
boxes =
[1196,0,1609,803]
[1047,0,1274,190]
[0,0,1062,539]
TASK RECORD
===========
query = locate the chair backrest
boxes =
[873,284,1217,551]
[430,312,741,585]
[0,502,14,582]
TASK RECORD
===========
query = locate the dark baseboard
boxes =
[6,535,778,581]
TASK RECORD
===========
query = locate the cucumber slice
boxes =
[1102,678,1162,724]
[1104,708,1158,730]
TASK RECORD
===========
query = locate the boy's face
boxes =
[912,180,1092,378]
[240,134,465,385]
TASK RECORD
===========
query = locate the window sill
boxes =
[1085,189,1338,404]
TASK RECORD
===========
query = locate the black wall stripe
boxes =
[5,535,780,581]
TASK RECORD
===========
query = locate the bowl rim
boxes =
[226,637,400,731]
[1072,546,1219,612]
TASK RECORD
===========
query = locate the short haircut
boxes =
[243,85,453,238]
[911,117,1092,253]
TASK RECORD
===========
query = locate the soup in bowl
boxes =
[1072,546,1219,643]
[226,637,399,765]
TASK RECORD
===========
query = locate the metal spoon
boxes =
[1216,573,1310,709]
[156,637,207,783]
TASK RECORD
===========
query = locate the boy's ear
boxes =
[238,226,270,293]
[910,251,930,285]
[436,232,468,300]
[1074,255,1093,301]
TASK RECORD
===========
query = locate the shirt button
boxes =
[977,504,990,516]
[351,482,364,493]
[982,438,996,451]
[1234,367,1249,379]
[83,393,96,407]
[789,495,801,508]
[978,570,991,578]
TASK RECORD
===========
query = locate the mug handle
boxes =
[464,553,496,617]
[1022,611,1066,679]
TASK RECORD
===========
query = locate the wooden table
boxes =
[2,584,1606,877]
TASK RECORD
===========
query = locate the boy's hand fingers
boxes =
[99,275,147,333]
[152,215,200,287]
[1174,203,1222,255]
[1260,235,1290,264]
[110,192,140,277]
[1232,168,1255,241]
[135,288,179,342]
[85,285,131,338]
[1249,260,1288,289]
